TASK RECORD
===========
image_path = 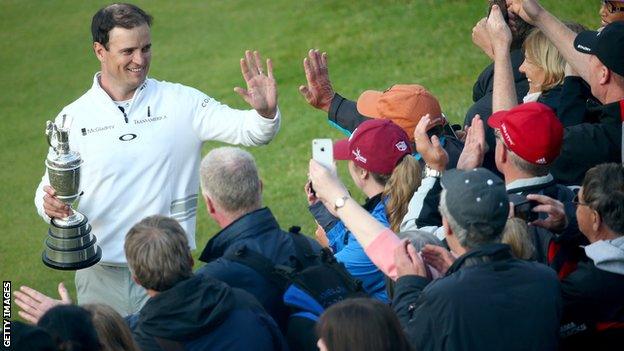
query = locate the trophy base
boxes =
[42,247,102,271]
[42,213,102,271]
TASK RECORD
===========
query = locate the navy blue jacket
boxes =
[128,274,287,351]
[393,244,562,351]
[196,207,322,329]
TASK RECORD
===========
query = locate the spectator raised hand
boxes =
[234,50,278,119]
[506,0,545,25]
[472,17,494,59]
[14,283,71,324]
[456,115,486,170]
[299,49,335,112]
[487,5,513,56]
[413,114,448,172]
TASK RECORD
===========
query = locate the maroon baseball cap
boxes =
[487,102,563,165]
[333,119,412,174]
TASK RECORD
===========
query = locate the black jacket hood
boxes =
[138,274,235,340]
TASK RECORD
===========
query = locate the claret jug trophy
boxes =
[42,119,101,270]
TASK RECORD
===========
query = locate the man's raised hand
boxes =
[506,0,544,25]
[473,18,494,59]
[14,283,71,324]
[486,5,513,56]
[234,50,277,119]
[299,49,335,112]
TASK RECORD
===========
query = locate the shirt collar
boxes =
[506,174,554,192]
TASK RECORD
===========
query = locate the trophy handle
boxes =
[46,121,58,151]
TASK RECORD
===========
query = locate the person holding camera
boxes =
[307,119,419,302]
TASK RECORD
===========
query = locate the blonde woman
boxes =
[486,6,585,113]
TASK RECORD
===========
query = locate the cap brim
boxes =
[486,110,507,129]
[574,30,599,55]
[356,90,384,118]
[333,139,351,160]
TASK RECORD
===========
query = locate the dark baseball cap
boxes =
[441,168,509,238]
[333,119,412,174]
[574,21,624,76]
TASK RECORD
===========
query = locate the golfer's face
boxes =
[101,24,152,95]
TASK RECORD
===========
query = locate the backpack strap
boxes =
[223,246,291,291]
[288,226,319,267]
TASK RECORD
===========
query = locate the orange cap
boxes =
[356,84,442,141]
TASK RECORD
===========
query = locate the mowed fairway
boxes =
[0,0,596,315]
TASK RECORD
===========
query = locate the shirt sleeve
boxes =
[400,177,443,232]
[327,93,372,135]
[189,88,280,146]
[363,228,402,280]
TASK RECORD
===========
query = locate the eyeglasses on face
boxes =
[572,194,590,208]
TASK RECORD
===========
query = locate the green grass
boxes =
[0,0,597,316]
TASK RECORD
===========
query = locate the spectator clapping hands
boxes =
[457,115,486,170]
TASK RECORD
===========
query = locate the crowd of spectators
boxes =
[12,0,624,350]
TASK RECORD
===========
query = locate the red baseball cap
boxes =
[333,119,412,174]
[487,102,563,165]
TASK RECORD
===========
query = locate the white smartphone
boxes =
[312,139,334,169]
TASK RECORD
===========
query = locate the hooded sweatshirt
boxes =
[130,274,286,351]
[559,236,624,350]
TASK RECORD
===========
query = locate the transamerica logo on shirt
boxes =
[134,115,168,124]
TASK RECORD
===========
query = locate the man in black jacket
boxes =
[508,0,623,185]
[486,102,582,266]
[393,168,561,351]
[194,147,322,347]
[124,215,287,351]
[556,163,624,350]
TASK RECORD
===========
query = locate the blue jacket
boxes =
[310,194,389,301]
[196,207,322,329]
[127,274,287,351]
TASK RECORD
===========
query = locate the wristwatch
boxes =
[334,195,350,211]
[423,165,442,178]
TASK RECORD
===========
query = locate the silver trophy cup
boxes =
[42,120,101,270]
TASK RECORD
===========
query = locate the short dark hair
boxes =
[38,305,102,351]
[124,215,193,292]
[582,163,624,235]
[316,298,413,351]
[91,3,152,48]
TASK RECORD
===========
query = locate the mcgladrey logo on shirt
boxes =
[81,125,115,136]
